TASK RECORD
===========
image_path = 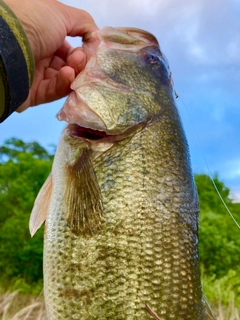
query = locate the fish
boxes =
[30,27,216,320]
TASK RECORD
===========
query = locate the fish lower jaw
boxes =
[56,90,107,132]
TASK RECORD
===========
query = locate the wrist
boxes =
[3,0,36,67]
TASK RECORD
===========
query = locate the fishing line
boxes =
[175,91,240,229]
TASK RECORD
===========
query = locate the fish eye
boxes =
[145,54,162,64]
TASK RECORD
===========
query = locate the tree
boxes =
[0,138,53,288]
[195,174,240,277]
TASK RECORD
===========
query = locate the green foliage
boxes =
[0,137,54,162]
[0,138,53,290]
[195,173,231,213]
[202,269,240,308]
[195,174,240,313]
[195,174,240,278]
[10,278,43,296]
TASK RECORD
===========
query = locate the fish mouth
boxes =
[68,123,113,141]
[66,122,144,144]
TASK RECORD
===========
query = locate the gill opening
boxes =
[175,91,240,229]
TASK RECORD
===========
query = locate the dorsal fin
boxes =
[29,174,53,237]
[64,149,103,237]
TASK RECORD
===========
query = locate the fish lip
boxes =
[86,26,159,50]
[56,92,108,132]
[117,27,159,44]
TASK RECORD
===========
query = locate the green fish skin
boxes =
[30,27,215,320]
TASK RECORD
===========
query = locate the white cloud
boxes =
[230,190,240,203]
[62,0,240,67]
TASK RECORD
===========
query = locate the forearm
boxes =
[0,0,34,122]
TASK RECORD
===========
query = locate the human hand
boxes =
[5,0,98,111]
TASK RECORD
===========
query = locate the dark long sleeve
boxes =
[0,0,34,122]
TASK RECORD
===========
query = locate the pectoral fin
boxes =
[29,173,53,237]
[64,149,103,237]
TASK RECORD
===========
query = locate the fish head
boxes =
[57,27,174,137]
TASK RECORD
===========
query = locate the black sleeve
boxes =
[0,0,34,122]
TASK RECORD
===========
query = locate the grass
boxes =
[202,269,240,320]
[214,302,240,320]
[0,291,46,320]
[0,290,239,320]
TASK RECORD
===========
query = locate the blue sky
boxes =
[0,0,240,202]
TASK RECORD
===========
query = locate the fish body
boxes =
[30,27,215,319]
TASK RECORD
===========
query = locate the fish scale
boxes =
[43,119,206,319]
[30,26,215,319]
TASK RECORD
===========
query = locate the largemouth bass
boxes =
[30,27,215,320]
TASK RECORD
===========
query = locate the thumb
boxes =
[57,2,99,37]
